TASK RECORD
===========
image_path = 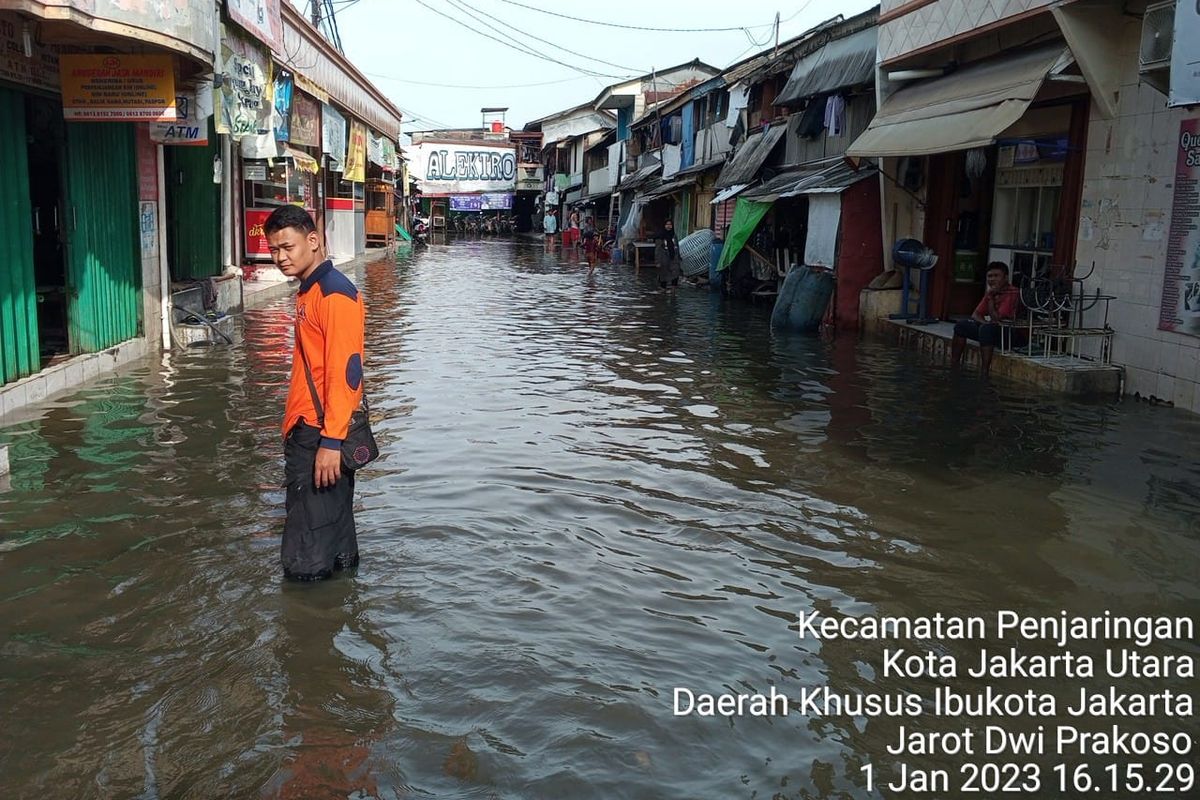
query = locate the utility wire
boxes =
[491,0,777,33]
[451,0,647,73]
[367,71,589,90]
[412,0,630,79]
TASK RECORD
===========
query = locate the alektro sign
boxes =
[410,142,517,194]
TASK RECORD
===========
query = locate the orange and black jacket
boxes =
[282,260,366,449]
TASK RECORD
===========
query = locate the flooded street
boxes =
[1,239,1197,799]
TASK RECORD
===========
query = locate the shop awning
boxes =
[775,26,878,107]
[847,44,1074,158]
[284,146,320,174]
[674,155,727,178]
[715,125,787,188]
[710,183,749,205]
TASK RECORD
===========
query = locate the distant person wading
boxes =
[655,219,682,293]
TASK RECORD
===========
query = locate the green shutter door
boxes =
[63,122,142,354]
[0,87,40,384]
[166,120,220,280]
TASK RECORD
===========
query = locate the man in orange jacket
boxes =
[265,205,366,581]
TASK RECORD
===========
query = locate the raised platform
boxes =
[881,319,1123,396]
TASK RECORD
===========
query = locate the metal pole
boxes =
[156,144,171,351]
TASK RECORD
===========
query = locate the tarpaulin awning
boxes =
[711,183,749,204]
[284,146,320,174]
[715,125,787,188]
[616,162,661,192]
[674,155,726,178]
[775,26,878,106]
[716,198,772,271]
[847,44,1073,158]
[744,159,876,201]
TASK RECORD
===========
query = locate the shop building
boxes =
[0,1,218,415]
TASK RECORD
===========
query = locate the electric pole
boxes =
[774,12,780,55]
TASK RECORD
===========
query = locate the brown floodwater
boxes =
[1,240,1197,799]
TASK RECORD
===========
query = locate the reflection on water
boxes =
[1,240,1197,798]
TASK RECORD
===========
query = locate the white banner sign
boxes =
[1171,1,1200,107]
[151,84,212,145]
[410,142,517,194]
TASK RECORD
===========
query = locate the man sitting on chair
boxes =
[952,261,1022,376]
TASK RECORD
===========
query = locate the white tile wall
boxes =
[881,0,1056,61]
[1077,17,1200,412]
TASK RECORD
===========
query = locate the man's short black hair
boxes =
[264,205,317,237]
[986,261,1009,276]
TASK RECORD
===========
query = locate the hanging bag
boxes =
[296,333,379,471]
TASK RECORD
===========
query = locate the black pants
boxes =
[954,319,1027,348]
[282,422,358,581]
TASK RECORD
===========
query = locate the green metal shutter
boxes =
[166,120,221,280]
[63,122,142,353]
[0,87,40,384]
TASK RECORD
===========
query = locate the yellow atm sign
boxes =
[60,54,176,122]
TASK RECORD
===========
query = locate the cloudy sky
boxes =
[311,0,878,131]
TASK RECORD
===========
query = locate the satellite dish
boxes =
[893,238,938,270]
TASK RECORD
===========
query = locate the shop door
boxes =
[0,86,39,384]
[166,120,220,280]
[63,122,142,354]
[923,151,990,319]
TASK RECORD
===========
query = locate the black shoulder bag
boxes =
[296,334,380,471]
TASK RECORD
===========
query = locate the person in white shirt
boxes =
[543,208,558,250]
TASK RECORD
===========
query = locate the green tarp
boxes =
[716,198,772,271]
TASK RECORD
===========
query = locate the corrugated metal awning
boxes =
[775,26,877,107]
[710,183,749,204]
[743,159,876,202]
[715,125,787,189]
[675,156,727,178]
[616,163,662,192]
[847,44,1074,158]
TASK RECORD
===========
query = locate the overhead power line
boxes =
[366,72,589,90]
[412,0,630,79]
[451,0,647,74]
[491,0,781,33]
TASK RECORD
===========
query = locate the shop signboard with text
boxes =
[60,54,176,121]
[409,141,517,195]
[1157,119,1200,338]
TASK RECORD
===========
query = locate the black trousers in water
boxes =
[282,422,359,580]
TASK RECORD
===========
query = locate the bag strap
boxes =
[295,323,369,430]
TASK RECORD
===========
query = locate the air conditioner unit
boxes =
[1139,0,1175,94]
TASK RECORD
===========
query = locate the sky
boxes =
[313,0,878,132]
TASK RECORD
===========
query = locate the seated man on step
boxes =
[951,261,1023,376]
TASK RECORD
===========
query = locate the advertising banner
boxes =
[1158,119,1200,337]
[60,54,176,122]
[273,69,294,141]
[345,119,367,183]
[367,130,385,167]
[225,0,283,53]
[450,195,483,212]
[290,92,320,147]
[216,30,270,139]
[482,192,513,210]
[409,142,517,195]
[322,103,346,171]
[245,208,272,258]
[1170,1,1200,108]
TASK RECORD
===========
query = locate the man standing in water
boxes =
[265,205,366,581]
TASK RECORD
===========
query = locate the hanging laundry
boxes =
[725,82,750,128]
[797,100,824,140]
[824,95,846,137]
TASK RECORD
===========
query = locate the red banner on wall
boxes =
[136,125,158,200]
[245,208,271,258]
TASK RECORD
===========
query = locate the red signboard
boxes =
[245,208,271,258]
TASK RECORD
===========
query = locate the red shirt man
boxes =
[952,262,1022,376]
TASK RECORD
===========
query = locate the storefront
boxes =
[848,43,1089,319]
[242,148,321,262]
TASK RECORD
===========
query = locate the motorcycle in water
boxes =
[412,216,430,247]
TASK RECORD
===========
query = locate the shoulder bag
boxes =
[296,333,380,471]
